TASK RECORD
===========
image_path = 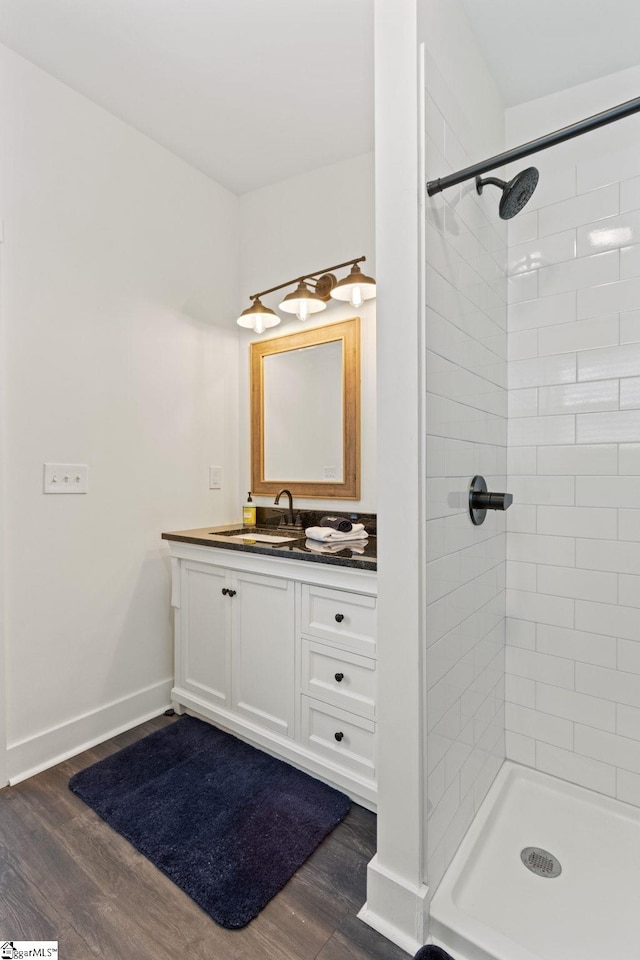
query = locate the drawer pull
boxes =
[335,613,344,623]
[228,589,237,598]
[334,731,344,742]
[334,672,344,683]
[221,588,229,595]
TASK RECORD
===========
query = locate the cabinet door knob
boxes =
[228,589,237,598]
[335,613,344,623]
[334,672,344,683]
[334,731,344,742]
[221,588,229,595]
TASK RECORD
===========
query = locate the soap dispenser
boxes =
[243,492,256,527]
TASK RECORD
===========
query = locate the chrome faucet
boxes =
[274,488,295,526]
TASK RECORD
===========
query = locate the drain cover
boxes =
[520,846,562,878]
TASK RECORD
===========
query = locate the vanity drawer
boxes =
[301,640,376,719]
[301,585,376,654]
[301,696,375,781]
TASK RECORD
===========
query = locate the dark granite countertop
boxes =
[162,509,377,572]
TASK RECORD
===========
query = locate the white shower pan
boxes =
[429,761,640,960]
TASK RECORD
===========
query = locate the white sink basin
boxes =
[223,532,299,544]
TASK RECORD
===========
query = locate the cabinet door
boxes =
[301,639,376,719]
[178,561,230,707]
[231,571,295,737]
[301,695,376,781]
[301,584,376,655]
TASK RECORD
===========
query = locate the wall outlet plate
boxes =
[44,463,88,494]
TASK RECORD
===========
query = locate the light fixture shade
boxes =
[330,263,376,308]
[279,280,326,321]
[236,297,281,334]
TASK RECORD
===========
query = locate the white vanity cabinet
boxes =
[230,569,295,737]
[177,560,230,709]
[176,560,295,738]
[299,583,377,786]
[167,541,378,808]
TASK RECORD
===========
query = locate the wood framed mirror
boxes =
[250,317,360,499]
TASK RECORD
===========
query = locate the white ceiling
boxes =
[2,1,639,194]
[459,0,640,107]
[0,0,374,195]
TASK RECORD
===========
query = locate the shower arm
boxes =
[426,94,640,197]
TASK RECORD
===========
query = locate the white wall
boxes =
[0,44,240,780]
[360,3,507,949]
[505,64,640,806]
[361,2,427,952]
[0,214,7,788]
[422,0,507,896]
[237,153,376,512]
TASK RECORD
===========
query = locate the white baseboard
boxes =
[7,678,173,784]
[358,854,429,955]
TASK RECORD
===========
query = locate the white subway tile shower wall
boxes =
[505,82,640,809]
[425,56,507,893]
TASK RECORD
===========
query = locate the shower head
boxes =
[475,166,539,219]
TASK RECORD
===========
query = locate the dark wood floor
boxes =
[0,715,409,960]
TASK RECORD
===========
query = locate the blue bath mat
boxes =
[69,715,350,928]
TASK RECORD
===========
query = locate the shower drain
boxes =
[520,846,562,878]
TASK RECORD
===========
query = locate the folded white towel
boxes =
[305,538,367,555]
[305,524,368,542]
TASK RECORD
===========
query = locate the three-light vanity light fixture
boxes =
[236,256,376,334]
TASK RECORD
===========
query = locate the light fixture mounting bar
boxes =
[250,256,367,301]
[426,94,640,197]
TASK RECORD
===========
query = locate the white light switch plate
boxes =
[44,463,88,494]
[209,466,222,489]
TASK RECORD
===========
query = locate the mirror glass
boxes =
[251,317,360,499]
[263,341,343,481]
